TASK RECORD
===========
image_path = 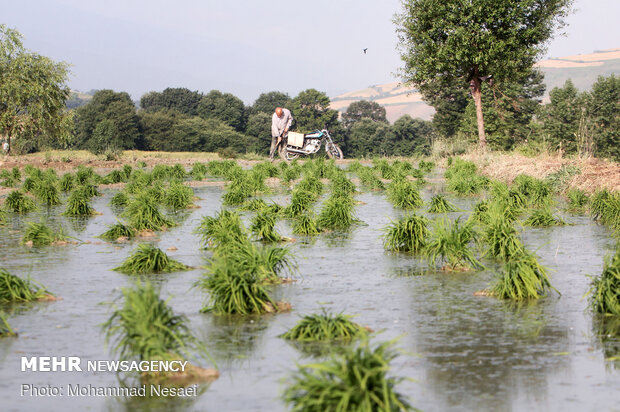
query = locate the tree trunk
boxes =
[470,75,487,149]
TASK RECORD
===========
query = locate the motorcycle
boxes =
[277,129,343,161]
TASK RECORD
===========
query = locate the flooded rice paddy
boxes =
[0,171,619,412]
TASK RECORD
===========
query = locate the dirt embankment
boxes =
[462,152,620,193]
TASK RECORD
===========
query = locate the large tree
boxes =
[74,90,141,153]
[291,88,339,132]
[0,25,72,153]
[250,91,291,115]
[197,90,247,132]
[140,87,202,116]
[539,79,583,154]
[588,74,619,161]
[342,100,387,129]
[395,0,572,148]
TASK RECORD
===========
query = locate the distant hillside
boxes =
[330,48,620,123]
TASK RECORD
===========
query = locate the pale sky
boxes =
[3,0,619,103]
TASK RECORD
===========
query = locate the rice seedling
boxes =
[524,179,553,208]
[75,165,101,185]
[170,164,187,179]
[251,210,283,242]
[293,213,321,235]
[103,281,211,367]
[491,250,556,300]
[11,166,21,181]
[59,173,75,192]
[122,164,133,180]
[124,170,154,194]
[281,310,368,342]
[114,243,189,275]
[566,188,588,213]
[447,174,488,196]
[195,209,246,249]
[1,313,17,337]
[195,257,280,315]
[296,176,324,196]
[99,222,136,241]
[24,165,43,179]
[32,179,61,206]
[428,194,458,213]
[590,190,620,233]
[22,176,38,192]
[482,206,526,260]
[102,169,126,184]
[253,161,280,178]
[110,191,129,207]
[5,190,37,214]
[469,201,490,225]
[123,193,175,231]
[239,198,268,211]
[281,165,303,184]
[383,214,428,252]
[387,180,423,209]
[424,218,482,270]
[524,208,566,227]
[137,160,147,168]
[588,249,620,315]
[22,221,65,246]
[0,208,7,226]
[418,160,435,174]
[317,195,360,230]
[373,159,397,180]
[191,162,208,180]
[283,340,414,412]
[285,189,317,217]
[163,181,195,210]
[1,175,18,188]
[357,167,385,190]
[151,164,172,180]
[63,186,96,216]
[330,174,356,198]
[346,160,364,174]
[222,182,253,206]
[0,269,52,302]
[207,159,237,177]
[409,168,424,179]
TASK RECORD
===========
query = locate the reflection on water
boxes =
[592,315,620,371]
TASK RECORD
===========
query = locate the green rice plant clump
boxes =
[207,159,237,177]
[110,191,129,207]
[524,208,566,227]
[346,160,364,174]
[588,249,620,315]
[482,205,525,260]
[123,193,174,231]
[75,166,100,185]
[373,159,397,180]
[428,194,458,213]
[100,222,135,241]
[251,210,282,242]
[0,269,51,302]
[425,218,482,270]
[283,340,414,412]
[239,198,268,211]
[357,167,385,190]
[191,162,208,180]
[317,195,359,230]
[11,166,21,181]
[281,310,367,342]
[383,214,428,252]
[163,181,194,210]
[32,179,61,206]
[387,180,423,209]
[63,186,96,216]
[22,222,65,246]
[330,174,356,198]
[151,164,172,180]
[281,164,303,183]
[0,209,7,226]
[293,213,321,235]
[491,250,556,300]
[170,164,187,179]
[1,175,18,188]
[103,281,208,362]
[253,161,280,178]
[195,209,246,249]
[102,169,126,184]
[22,176,38,192]
[418,160,435,174]
[5,190,37,214]
[124,170,154,194]
[447,174,488,196]
[122,164,133,180]
[590,190,620,233]
[566,188,588,213]
[196,257,279,315]
[59,173,75,192]
[114,244,189,275]
[285,189,317,217]
[296,176,324,196]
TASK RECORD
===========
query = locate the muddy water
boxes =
[0,181,619,412]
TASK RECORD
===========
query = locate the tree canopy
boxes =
[140,87,202,116]
[197,90,247,132]
[0,25,72,153]
[395,0,572,147]
[291,88,339,132]
[250,91,291,115]
[342,100,387,129]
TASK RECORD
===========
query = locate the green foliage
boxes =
[5,190,37,213]
[285,190,317,217]
[123,193,174,231]
[0,25,72,153]
[588,249,620,315]
[425,218,482,270]
[283,340,414,412]
[59,173,75,192]
[540,80,586,154]
[140,87,202,116]
[251,210,282,242]
[296,176,324,196]
[99,222,135,241]
[63,186,96,216]
[566,188,588,213]
[197,89,247,132]
[281,311,368,342]
[114,244,189,275]
[387,180,423,209]
[250,91,292,115]
[357,167,385,190]
[291,88,339,132]
[482,205,525,260]
[110,191,129,207]
[317,195,360,230]
[103,281,209,363]
[163,181,194,210]
[0,314,16,337]
[428,194,458,213]
[0,269,51,302]
[195,209,246,249]
[590,190,620,233]
[293,213,321,236]
[22,221,65,246]
[524,209,566,227]
[383,214,428,252]
[588,74,620,161]
[545,164,581,191]
[491,250,556,300]
[32,178,60,206]
[342,100,387,129]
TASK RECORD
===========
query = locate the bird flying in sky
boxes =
[363,48,368,54]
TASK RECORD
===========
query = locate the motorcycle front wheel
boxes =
[279,145,300,161]
[326,142,344,160]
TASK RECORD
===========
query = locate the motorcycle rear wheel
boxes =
[279,145,300,161]
[326,142,344,160]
